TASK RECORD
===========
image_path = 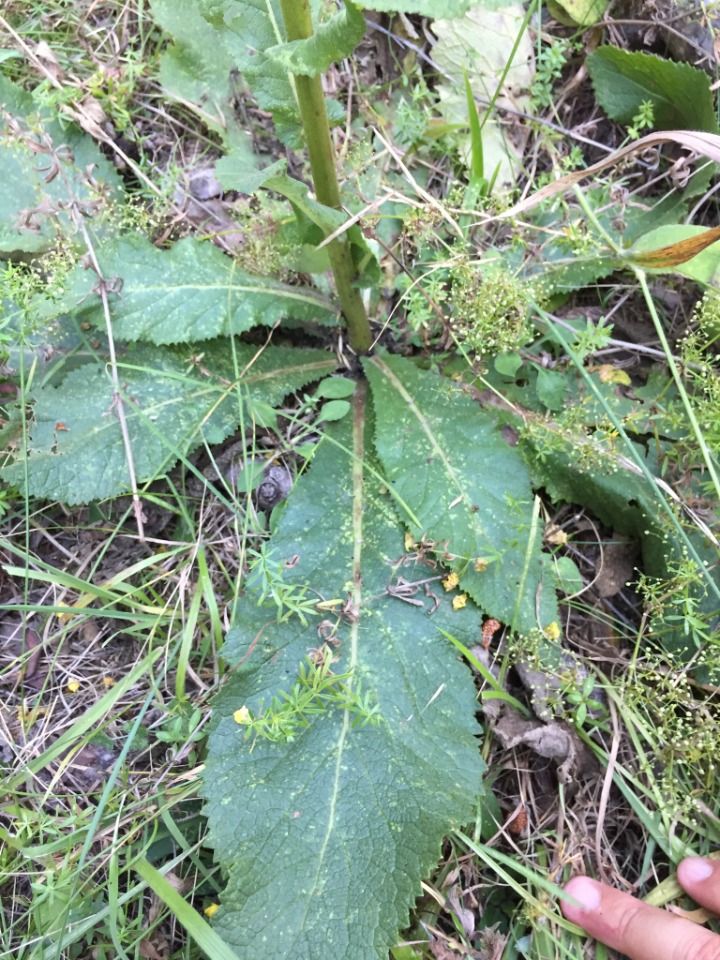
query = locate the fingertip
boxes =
[677,856,720,915]
[677,856,714,887]
[561,875,602,922]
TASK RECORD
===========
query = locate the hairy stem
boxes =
[279,0,372,353]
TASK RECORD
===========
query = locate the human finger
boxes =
[677,857,720,915]
[561,875,720,960]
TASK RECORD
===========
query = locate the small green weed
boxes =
[530,38,580,111]
[233,653,381,746]
[627,98,656,140]
[451,262,537,356]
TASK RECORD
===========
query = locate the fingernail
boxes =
[565,876,602,912]
[680,857,714,883]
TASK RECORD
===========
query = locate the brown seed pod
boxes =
[508,807,528,835]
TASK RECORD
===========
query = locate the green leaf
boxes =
[587,48,719,133]
[552,556,583,594]
[246,397,279,430]
[135,860,242,960]
[266,174,380,285]
[364,355,558,632]
[43,235,336,344]
[203,386,484,960]
[149,0,237,135]
[232,461,265,494]
[318,399,351,421]
[431,5,533,192]
[546,0,607,25]
[464,70,485,186]
[528,252,620,295]
[315,376,357,399]
[3,344,336,503]
[149,0,303,145]
[494,352,523,377]
[266,174,348,237]
[535,368,568,412]
[524,430,670,581]
[209,0,301,144]
[0,77,122,257]
[266,1,366,76]
[215,144,286,194]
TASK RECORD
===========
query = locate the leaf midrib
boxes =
[94,282,333,308]
[302,382,366,931]
[370,355,470,511]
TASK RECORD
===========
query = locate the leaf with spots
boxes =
[203,383,484,960]
[2,343,336,504]
[0,77,122,257]
[43,235,336,345]
[364,354,558,632]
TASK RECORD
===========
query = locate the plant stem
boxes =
[279,0,372,353]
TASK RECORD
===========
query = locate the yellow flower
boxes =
[597,364,631,386]
[56,603,73,625]
[442,571,459,591]
[544,525,568,546]
[404,531,416,551]
[16,704,47,729]
[66,679,80,693]
[233,706,251,725]
[101,677,116,688]
[544,621,561,641]
[474,558,488,573]
[452,594,467,611]
[204,903,220,918]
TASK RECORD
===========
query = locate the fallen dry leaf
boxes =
[628,225,720,268]
[666,904,718,924]
[446,884,475,938]
[500,130,720,220]
[138,937,168,960]
[484,701,597,783]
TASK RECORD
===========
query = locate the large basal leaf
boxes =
[42,235,336,344]
[365,355,558,632]
[203,383,484,960]
[587,47,719,134]
[0,77,122,257]
[2,343,335,503]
